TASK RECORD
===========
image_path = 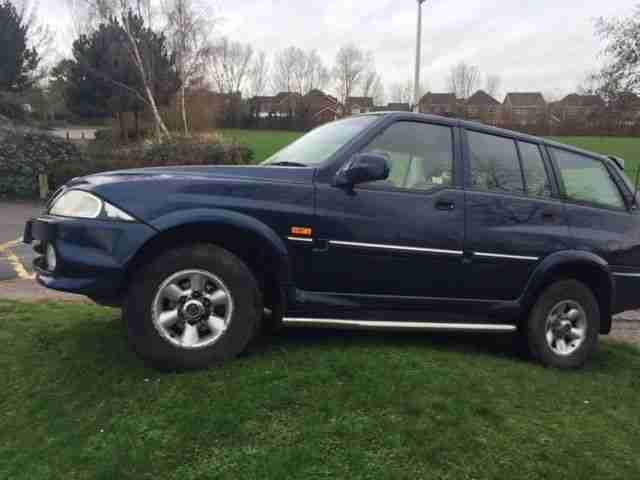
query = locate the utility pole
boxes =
[414,0,427,112]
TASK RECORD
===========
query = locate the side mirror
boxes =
[334,153,390,187]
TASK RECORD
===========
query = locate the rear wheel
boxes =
[124,244,262,371]
[526,279,599,369]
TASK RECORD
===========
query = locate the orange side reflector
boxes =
[291,226,313,237]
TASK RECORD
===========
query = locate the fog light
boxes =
[46,244,57,272]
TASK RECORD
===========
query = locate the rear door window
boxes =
[468,131,524,194]
[551,148,624,209]
[518,141,552,198]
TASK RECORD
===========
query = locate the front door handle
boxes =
[435,200,455,211]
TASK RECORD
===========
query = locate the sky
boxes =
[41,0,635,101]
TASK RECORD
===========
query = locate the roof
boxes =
[558,94,605,108]
[386,102,411,111]
[467,90,500,106]
[420,92,457,105]
[504,92,546,107]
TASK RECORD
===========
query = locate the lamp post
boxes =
[414,0,427,112]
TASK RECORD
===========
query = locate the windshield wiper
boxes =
[268,161,308,167]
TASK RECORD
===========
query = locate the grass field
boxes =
[218,129,303,163]
[549,136,640,173]
[218,128,639,173]
[1,300,639,479]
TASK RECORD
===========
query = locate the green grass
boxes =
[549,137,640,173]
[1,301,639,479]
[218,129,303,163]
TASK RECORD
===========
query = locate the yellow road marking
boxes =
[0,238,21,251]
[0,237,35,280]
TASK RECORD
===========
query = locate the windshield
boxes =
[261,115,379,167]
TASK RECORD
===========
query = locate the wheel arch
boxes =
[125,209,292,312]
[520,250,614,334]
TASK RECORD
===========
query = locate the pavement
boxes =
[0,200,638,345]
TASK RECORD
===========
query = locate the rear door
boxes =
[463,129,571,300]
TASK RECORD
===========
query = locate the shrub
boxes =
[0,130,81,198]
[47,134,255,192]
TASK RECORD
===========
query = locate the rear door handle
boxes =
[542,211,556,222]
[435,200,455,211]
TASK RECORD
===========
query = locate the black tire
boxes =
[526,279,600,369]
[124,244,262,371]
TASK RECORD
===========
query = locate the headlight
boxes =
[49,190,135,221]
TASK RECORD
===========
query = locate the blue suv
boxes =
[24,113,640,370]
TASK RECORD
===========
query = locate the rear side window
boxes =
[518,142,552,198]
[468,131,524,194]
[552,148,624,209]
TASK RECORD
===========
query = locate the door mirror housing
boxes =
[334,153,390,187]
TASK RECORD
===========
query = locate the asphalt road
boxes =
[0,201,43,281]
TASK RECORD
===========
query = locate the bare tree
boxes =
[248,51,269,98]
[163,0,215,135]
[333,45,369,104]
[208,37,253,94]
[297,49,330,94]
[79,0,172,138]
[485,74,501,99]
[371,76,385,106]
[272,46,299,93]
[361,68,381,99]
[389,78,421,105]
[447,62,481,99]
[272,47,329,96]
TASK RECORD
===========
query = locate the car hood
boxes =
[64,165,316,224]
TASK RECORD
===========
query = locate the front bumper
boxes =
[24,215,156,302]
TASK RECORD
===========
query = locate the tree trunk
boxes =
[122,22,171,141]
[181,83,189,136]
[119,112,128,141]
[134,111,140,138]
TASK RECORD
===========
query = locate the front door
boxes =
[310,120,466,300]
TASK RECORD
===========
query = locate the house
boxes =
[419,93,458,116]
[345,96,374,115]
[304,89,342,126]
[464,90,502,125]
[249,92,302,119]
[502,92,547,126]
[552,94,605,123]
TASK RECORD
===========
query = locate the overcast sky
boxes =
[43,0,635,100]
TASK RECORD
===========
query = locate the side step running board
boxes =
[282,318,517,332]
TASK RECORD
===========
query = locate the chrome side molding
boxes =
[287,236,314,243]
[329,240,464,256]
[282,318,517,332]
[474,252,539,261]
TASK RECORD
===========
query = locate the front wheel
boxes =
[124,244,262,371]
[526,279,600,369]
